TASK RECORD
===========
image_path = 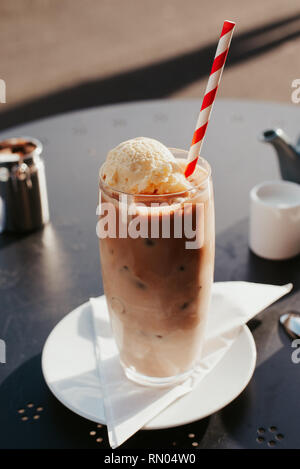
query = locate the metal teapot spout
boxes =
[260,129,300,184]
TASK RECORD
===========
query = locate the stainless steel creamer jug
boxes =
[0,137,49,233]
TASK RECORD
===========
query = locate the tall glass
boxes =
[98,149,215,386]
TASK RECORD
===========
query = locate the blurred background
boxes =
[0,0,299,130]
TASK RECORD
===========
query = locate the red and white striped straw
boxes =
[185,20,235,178]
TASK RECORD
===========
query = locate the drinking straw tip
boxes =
[221,20,236,37]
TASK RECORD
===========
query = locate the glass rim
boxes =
[99,147,212,198]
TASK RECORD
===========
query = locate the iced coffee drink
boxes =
[98,138,215,386]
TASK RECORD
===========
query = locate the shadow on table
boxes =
[124,418,210,450]
[0,355,100,448]
[0,353,210,449]
[0,12,300,130]
[0,231,33,251]
[215,217,300,448]
[220,341,300,449]
[216,219,300,292]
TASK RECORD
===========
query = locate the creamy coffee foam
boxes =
[101,137,192,194]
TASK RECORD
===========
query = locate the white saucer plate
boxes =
[42,297,256,430]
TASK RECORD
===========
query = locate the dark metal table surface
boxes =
[0,99,299,449]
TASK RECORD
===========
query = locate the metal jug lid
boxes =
[0,136,43,167]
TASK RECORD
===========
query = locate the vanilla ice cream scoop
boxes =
[100,137,191,194]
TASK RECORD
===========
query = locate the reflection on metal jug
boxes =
[0,136,49,233]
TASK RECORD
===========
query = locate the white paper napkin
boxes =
[90,281,292,448]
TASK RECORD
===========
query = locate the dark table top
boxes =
[0,99,299,449]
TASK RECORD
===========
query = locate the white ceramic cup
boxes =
[249,180,300,260]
